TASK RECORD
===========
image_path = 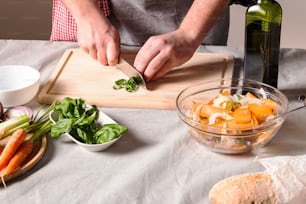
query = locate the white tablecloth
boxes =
[0,40,306,204]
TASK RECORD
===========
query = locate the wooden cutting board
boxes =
[38,49,234,109]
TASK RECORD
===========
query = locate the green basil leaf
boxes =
[51,118,73,138]
[94,124,128,144]
[75,127,93,144]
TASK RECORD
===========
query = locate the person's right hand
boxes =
[76,15,120,66]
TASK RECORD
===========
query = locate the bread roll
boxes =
[209,172,277,204]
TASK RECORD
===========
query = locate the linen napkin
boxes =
[259,155,306,203]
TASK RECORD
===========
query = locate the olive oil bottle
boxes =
[244,0,282,88]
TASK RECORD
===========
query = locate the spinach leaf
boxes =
[50,97,128,144]
[94,124,128,144]
[51,118,73,138]
[55,97,86,118]
[75,127,94,144]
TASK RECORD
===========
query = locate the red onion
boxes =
[0,102,3,121]
[4,106,33,121]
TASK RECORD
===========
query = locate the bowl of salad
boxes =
[176,78,289,154]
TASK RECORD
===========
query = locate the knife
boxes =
[116,57,147,89]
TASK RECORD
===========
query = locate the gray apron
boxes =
[109,0,230,46]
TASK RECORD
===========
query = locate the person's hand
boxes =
[76,15,120,66]
[133,29,198,82]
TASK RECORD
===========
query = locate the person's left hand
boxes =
[133,29,199,82]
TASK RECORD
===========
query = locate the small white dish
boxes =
[49,109,124,152]
[0,65,40,107]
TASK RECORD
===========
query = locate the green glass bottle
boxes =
[244,0,282,88]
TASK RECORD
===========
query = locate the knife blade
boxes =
[116,57,147,89]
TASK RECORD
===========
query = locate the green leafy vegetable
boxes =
[50,97,128,144]
[113,76,143,92]
[94,124,128,144]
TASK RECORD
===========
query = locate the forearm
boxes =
[59,0,107,23]
[178,0,230,46]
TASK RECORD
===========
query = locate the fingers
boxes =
[142,53,170,82]
[81,43,98,61]
[89,47,98,61]
[96,48,107,65]
[134,42,160,74]
[134,38,173,81]
[106,42,120,66]
[151,60,173,81]
[97,36,120,66]
[83,42,119,66]
[134,32,196,82]
[78,27,120,66]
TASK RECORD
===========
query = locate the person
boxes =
[51,0,231,82]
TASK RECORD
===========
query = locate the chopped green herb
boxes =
[226,101,233,113]
[113,76,143,92]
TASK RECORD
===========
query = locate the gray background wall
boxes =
[0,0,305,49]
[0,0,52,40]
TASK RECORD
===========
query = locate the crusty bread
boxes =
[209,172,277,204]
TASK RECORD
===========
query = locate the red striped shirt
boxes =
[50,0,110,41]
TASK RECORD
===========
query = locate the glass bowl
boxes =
[176,78,289,154]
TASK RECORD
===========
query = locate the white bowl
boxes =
[0,65,40,107]
[49,109,124,152]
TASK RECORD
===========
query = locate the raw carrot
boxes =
[248,103,275,123]
[221,90,230,96]
[3,140,33,176]
[261,98,277,113]
[200,104,226,118]
[0,129,26,171]
[226,119,258,129]
[232,107,252,123]
[246,92,257,99]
